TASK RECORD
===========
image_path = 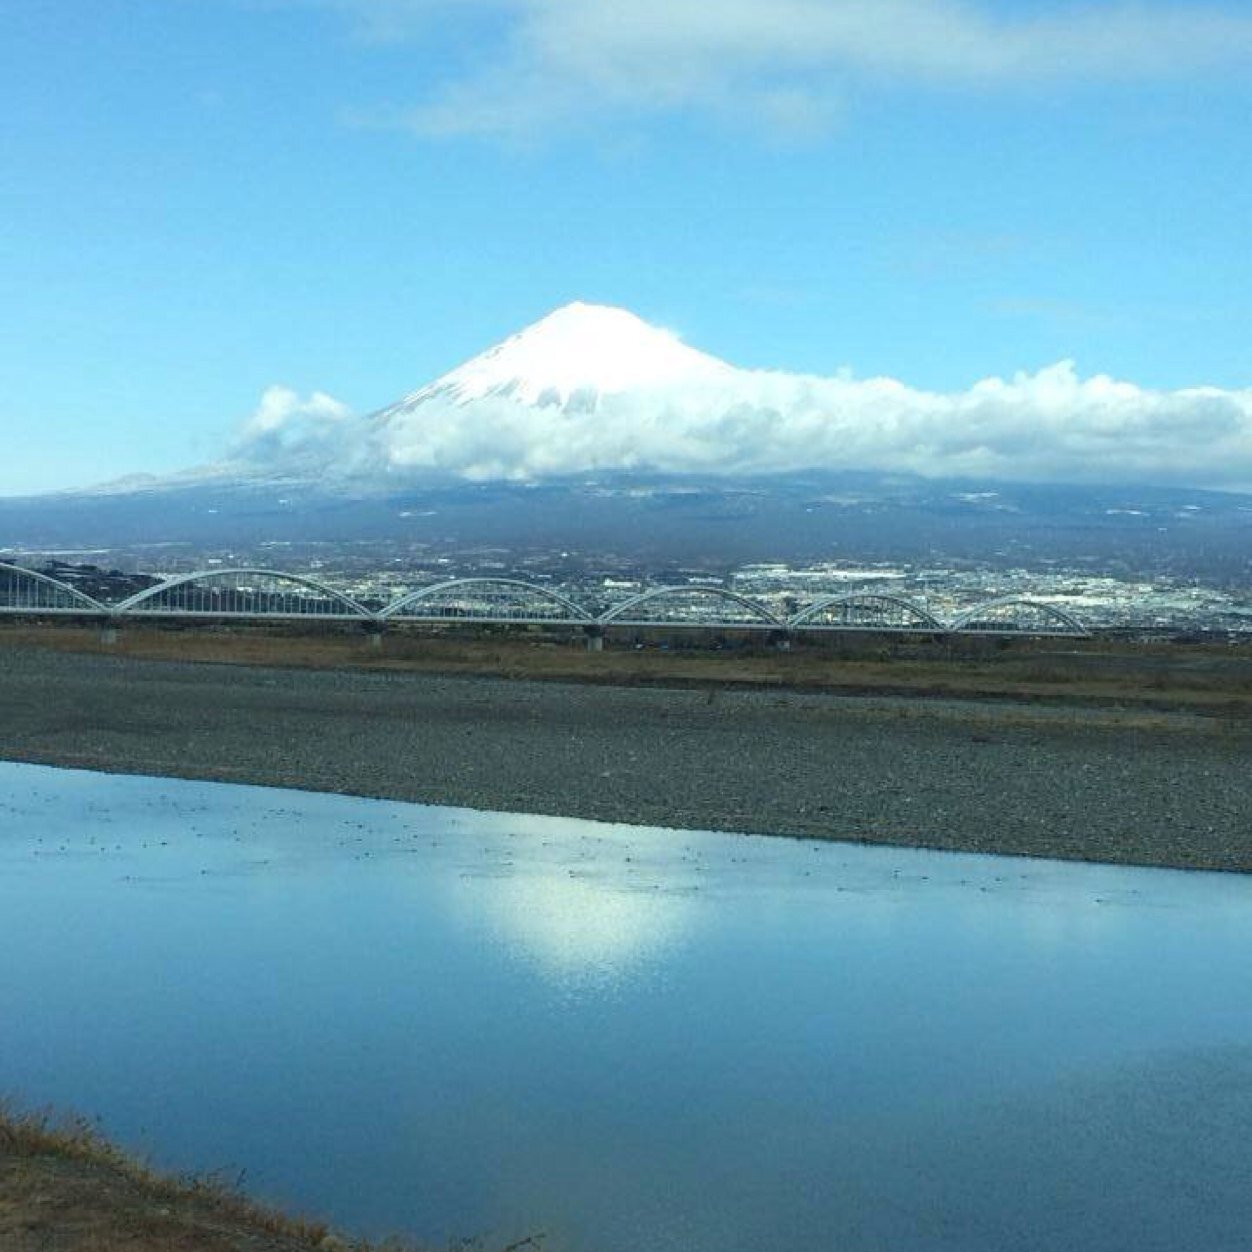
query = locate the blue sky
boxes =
[2,0,1251,494]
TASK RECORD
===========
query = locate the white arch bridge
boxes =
[0,563,1090,638]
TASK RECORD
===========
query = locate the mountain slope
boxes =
[2,472,1250,583]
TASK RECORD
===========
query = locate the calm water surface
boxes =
[3,761,1252,1251]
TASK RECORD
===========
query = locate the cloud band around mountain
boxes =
[236,361,1252,492]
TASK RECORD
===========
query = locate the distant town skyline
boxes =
[3,0,1251,494]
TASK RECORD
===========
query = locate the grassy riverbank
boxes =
[0,1105,391,1251]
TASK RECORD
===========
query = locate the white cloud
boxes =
[233,362,1252,491]
[233,385,354,460]
[318,0,1252,138]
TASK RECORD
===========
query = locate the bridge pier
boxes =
[584,625,604,653]
[364,624,385,651]
[99,622,119,646]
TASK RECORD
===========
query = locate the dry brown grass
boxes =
[2,1102,328,1250]
[5,620,1252,719]
[0,1103,448,1252]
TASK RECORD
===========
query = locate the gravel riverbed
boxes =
[2,644,1249,872]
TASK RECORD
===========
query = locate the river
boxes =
[3,761,1251,1251]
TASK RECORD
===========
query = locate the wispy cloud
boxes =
[987,296,1124,333]
[313,0,1252,139]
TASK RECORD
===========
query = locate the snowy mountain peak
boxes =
[390,302,735,412]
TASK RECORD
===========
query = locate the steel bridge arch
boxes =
[788,592,944,631]
[112,568,374,619]
[0,562,111,615]
[950,597,1089,636]
[381,578,596,623]
[600,585,784,628]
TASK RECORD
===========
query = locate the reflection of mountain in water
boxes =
[449,843,701,985]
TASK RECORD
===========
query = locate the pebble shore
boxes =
[2,644,1249,873]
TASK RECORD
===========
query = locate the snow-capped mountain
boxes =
[4,299,1250,575]
[384,301,735,411]
[360,302,758,480]
[220,300,1252,491]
